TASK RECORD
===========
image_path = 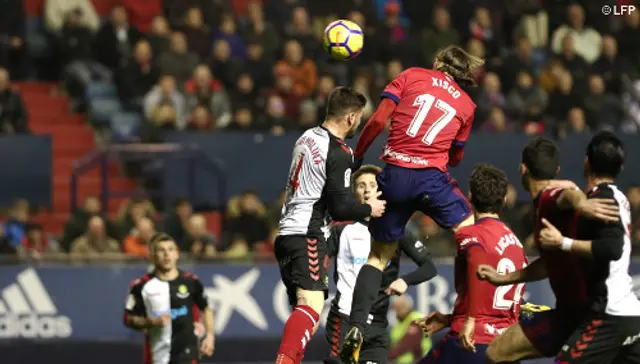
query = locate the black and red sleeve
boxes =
[124,278,146,323]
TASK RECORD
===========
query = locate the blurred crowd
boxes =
[0,0,640,259]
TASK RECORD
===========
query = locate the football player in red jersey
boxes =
[340,45,484,364]
[415,164,527,364]
[477,137,620,363]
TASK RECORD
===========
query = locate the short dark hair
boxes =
[469,164,509,214]
[521,137,560,180]
[586,131,624,179]
[325,86,367,119]
[150,233,175,251]
[352,165,381,185]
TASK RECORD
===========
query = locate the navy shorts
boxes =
[370,164,472,242]
[418,333,488,364]
[519,308,586,357]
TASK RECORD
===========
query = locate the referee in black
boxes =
[124,233,215,364]
[539,131,640,363]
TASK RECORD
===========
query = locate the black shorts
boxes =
[324,309,389,364]
[274,234,329,306]
[556,313,640,364]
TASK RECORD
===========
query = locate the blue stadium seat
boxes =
[88,97,122,126]
[85,81,117,101]
[110,112,142,142]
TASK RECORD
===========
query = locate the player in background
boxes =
[477,137,620,363]
[324,165,437,364]
[416,164,527,363]
[340,45,484,364]
[124,233,215,364]
[275,87,386,364]
[538,131,640,363]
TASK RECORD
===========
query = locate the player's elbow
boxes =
[592,237,624,261]
[328,204,350,222]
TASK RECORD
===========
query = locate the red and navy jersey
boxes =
[533,187,588,309]
[450,218,527,344]
[379,67,476,171]
[124,270,208,364]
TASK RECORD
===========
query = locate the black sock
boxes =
[348,264,383,331]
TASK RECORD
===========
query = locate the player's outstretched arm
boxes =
[354,98,396,164]
[478,257,548,285]
[556,189,619,223]
[539,218,624,261]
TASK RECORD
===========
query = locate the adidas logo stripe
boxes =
[0,268,72,338]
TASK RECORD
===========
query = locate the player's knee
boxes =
[484,343,499,364]
[296,289,325,314]
[452,215,475,233]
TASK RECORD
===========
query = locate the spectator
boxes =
[44,0,99,35]
[615,10,640,68]
[551,4,601,63]
[212,14,247,60]
[560,107,589,137]
[187,105,215,131]
[509,0,548,49]
[621,79,640,134]
[352,71,375,119]
[592,36,628,95]
[266,74,301,120]
[466,39,487,84]
[499,37,537,93]
[273,39,317,98]
[284,6,316,57]
[0,0,26,78]
[242,1,280,59]
[164,0,218,29]
[182,214,217,257]
[184,65,232,127]
[93,4,144,70]
[144,75,186,129]
[123,217,155,257]
[379,1,409,61]
[3,199,29,250]
[312,74,336,121]
[158,32,199,88]
[476,72,506,124]
[163,198,192,243]
[230,72,258,112]
[244,41,273,92]
[583,74,625,130]
[115,197,155,238]
[555,35,590,92]
[297,99,318,130]
[147,16,171,61]
[209,39,244,90]
[115,40,160,107]
[256,94,294,134]
[481,106,510,133]
[181,7,211,60]
[19,223,58,259]
[505,70,547,128]
[0,67,28,133]
[70,216,121,258]
[121,0,163,33]
[421,6,460,66]
[546,70,582,132]
[226,191,269,257]
[228,107,256,131]
[61,196,102,251]
[142,103,179,142]
[468,7,501,60]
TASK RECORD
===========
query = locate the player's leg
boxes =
[416,170,474,233]
[419,334,488,364]
[274,235,329,364]
[341,166,415,364]
[555,315,621,364]
[324,309,349,364]
[485,322,543,363]
[357,324,389,364]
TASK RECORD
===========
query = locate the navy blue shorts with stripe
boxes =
[519,308,586,357]
[369,164,472,242]
[417,333,488,364]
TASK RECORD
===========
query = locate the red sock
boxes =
[276,305,319,363]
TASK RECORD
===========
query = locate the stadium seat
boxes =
[88,97,122,126]
[110,112,142,142]
[85,81,117,101]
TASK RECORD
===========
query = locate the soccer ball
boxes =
[322,20,364,61]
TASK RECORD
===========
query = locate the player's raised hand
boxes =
[367,191,386,218]
[577,198,620,223]
[539,218,563,249]
[477,264,509,286]
[415,311,450,337]
[384,278,408,295]
[459,317,476,353]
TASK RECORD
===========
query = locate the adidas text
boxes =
[0,314,72,338]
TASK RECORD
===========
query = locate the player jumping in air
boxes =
[477,137,620,363]
[416,164,528,363]
[324,165,437,364]
[340,45,484,364]
[274,87,386,364]
[538,131,640,363]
